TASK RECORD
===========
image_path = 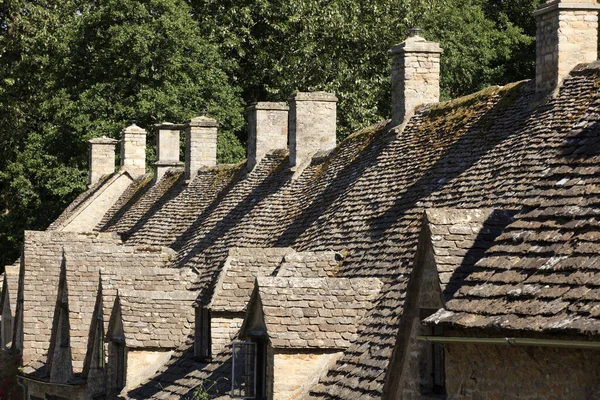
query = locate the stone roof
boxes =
[19,230,175,374]
[209,247,293,312]
[426,87,600,335]
[48,173,117,230]
[209,247,341,312]
[30,63,600,398]
[251,277,383,349]
[425,208,516,298]
[114,289,196,349]
[123,335,234,400]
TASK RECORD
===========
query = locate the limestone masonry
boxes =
[2,1,600,399]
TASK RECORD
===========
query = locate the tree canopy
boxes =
[0,0,540,264]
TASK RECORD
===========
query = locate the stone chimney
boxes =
[289,92,337,169]
[534,0,600,93]
[88,137,117,187]
[247,102,289,171]
[120,123,147,178]
[185,116,218,181]
[153,123,184,181]
[390,29,443,125]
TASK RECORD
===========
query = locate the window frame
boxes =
[194,307,211,360]
[231,341,257,399]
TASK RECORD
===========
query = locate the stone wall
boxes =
[271,350,342,400]
[154,124,184,181]
[247,102,289,171]
[19,376,87,400]
[211,313,243,356]
[390,33,442,124]
[60,173,134,232]
[126,349,173,392]
[288,92,337,169]
[445,343,600,400]
[535,1,600,92]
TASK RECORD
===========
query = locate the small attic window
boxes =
[96,315,105,368]
[419,308,446,396]
[231,341,256,398]
[194,308,211,360]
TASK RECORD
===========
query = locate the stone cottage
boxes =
[1,0,600,398]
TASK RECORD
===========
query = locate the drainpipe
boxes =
[417,336,600,350]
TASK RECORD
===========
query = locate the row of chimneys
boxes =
[88,92,338,186]
[88,0,600,186]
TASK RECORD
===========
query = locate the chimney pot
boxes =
[247,102,289,171]
[390,31,443,125]
[88,136,117,187]
[120,123,147,178]
[288,92,338,170]
[185,116,218,180]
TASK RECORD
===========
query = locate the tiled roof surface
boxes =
[123,335,234,400]
[79,65,600,398]
[427,86,600,335]
[425,208,516,298]
[277,250,342,278]
[116,289,196,349]
[99,170,184,240]
[20,230,175,374]
[209,247,293,312]
[254,277,383,349]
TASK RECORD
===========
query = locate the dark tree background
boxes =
[0,0,541,264]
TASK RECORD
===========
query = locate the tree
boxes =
[0,0,245,263]
[192,0,536,138]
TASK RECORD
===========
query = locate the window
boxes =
[96,315,105,368]
[2,314,12,348]
[231,342,256,398]
[419,308,446,396]
[112,338,126,391]
[194,308,211,359]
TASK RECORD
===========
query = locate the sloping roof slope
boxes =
[427,88,600,336]
[209,247,293,312]
[115,289,196,349]
[253,277,383,349]
[425,208,516,298]
[115,65,600,398]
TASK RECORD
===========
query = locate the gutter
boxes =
[417,336,600,350]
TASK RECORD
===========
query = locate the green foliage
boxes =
[193,0,536,134]
[0,0,540,262]
[0,0,245,262]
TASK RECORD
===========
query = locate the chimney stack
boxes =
[185,116,218,181]
[247,102,289,171]
[534,0,600,93]
[120,123,147,178]
[390,29,443,125]
[289,92,337,169]
[88,137,117,187]
[153,123,184,181]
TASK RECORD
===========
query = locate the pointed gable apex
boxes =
[47,252,73,383]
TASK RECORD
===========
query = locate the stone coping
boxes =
[89,136,118,144]
[246,102,289,111]
[186,116,218,127]
[533,0,600,16]
[290,92,338,102]
[390,37,443,55]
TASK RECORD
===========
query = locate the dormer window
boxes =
[194,307,211,360]
[111,335,126,391]
[419,308,446,396]
[1,297,12,348]
[231,341,257,398]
